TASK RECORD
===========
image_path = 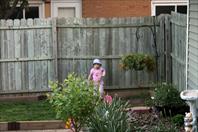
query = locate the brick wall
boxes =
[82,0,151,18]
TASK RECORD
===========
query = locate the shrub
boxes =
[120,53,155,72]
[151,121,179,132]
[171,114,184,126]
[88,97,132,132]
[148,83,185,108]
[48,73,100,132]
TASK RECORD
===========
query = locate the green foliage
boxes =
[171,114,184,126]
[151,121,179,132]
[120,53,155,72]
[146,83,185,107]
[0,100,56,122]
[48,73,100,132]
[88,97,132,132]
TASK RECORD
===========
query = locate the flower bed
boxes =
[129,111,185,132]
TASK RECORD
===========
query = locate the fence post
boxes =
[165,15,172,83]
[52,18,58,81]
[157,15,165,82]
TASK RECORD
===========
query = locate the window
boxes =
[58,7,75,18]
[156,6,175,16]
[9,6,39,19]
[9,1,44,19]
[25,7,39,19]
[177,6,187,14]
[151,0,188,16]
[51,0,82,18]
[10,7,23,19]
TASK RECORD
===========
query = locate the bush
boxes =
[48,73,100,132]
[151,121,179,132]
[88,97,132,132]
[171,114,184,126]
[147,83,185,108]
[120,53,155,72]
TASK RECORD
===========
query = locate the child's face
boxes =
[94,64,101,69]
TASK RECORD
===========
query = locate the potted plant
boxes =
[120,53,155,72]
[48,73,100,132]
[145,83,188,117]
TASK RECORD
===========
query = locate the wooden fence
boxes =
[0,15,170,93]
[171,12,187,91]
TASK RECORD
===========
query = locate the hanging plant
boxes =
[120,53,155,72]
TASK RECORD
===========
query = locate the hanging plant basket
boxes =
[120,53,155,72]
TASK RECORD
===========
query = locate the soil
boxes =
[128,111,185,132]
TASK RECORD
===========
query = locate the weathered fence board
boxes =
[171,12,187,91]
[0,18,55,93]
[57,16,163,90]
[0,16,169,93]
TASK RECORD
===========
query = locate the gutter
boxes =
[185,0,190,90]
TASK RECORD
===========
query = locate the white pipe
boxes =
[185,0,190,90]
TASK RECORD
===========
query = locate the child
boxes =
[88,59,106,97]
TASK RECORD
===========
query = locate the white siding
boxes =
[187,0,198,89]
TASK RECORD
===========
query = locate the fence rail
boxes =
[0,15,180,93]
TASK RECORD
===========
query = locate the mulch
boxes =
[128,110,185,132]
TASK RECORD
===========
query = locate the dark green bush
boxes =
[147,83,185,107]
[171,114,184,126]
[151,121,179,132]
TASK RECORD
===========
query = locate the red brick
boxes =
[82,0,151,18]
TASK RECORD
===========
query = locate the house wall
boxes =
[45,2,51,18]
[82,0,151,18]
[187,0,198,89]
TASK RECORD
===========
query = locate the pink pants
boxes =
[94,81,104,97]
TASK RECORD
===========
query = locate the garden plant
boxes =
[48,73,100,132]
[120,53,155,72]
[146,83,187,116]
[88,97,132,132]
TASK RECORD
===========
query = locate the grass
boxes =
[0,100,56,122]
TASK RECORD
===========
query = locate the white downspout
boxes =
[185,0,190,90]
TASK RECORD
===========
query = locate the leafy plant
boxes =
[48,73,100,132]
[151,121,179,132]
[147,83,185,107]
[171,114,184,126]
[88,97,132,132]
[120,53,155,72]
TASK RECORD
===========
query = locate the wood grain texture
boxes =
[0,15,173,93]
[171,12,187,91]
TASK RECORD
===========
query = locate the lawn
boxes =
[0,100,56,122]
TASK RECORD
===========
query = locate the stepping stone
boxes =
[126,106,151,113]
